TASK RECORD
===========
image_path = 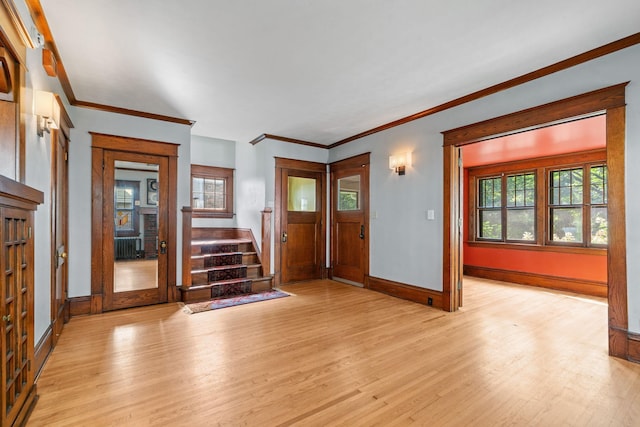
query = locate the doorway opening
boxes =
[461,114,607,299]
[443,83,628,358]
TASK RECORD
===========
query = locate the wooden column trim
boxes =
[606,105,628,358]
[261,207,272,277]
[90,146,104,313]
[181,207,193,289]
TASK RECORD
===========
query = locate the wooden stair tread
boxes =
[192,238,251,246]
[191,264,246,274]
[191,252,243,260]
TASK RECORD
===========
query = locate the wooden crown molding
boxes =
[25,0,195,127]
[249,133,327,149]
[329,32,640,149]
[23,1,640,145]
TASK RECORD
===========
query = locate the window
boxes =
[477,173,535,242]
[191,165,234,218]
[337,175,361,211]
[549,164,607,246]
[114,180,139,236]
[469,150,607,251]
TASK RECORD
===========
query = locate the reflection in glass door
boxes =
[113,161,159,292]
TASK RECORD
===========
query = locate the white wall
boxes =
[67,107,191,299]
[329,43,640,334]
[23,45,64,342]
[190,135,236,229]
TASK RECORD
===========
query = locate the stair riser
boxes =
[242,253,259,264]
[191,242,254,255]
[204,253,243,268]
[194,243,238,255]
[208,266,247,282]
[211,280,252,298]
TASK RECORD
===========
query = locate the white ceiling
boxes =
[39,1,640,145]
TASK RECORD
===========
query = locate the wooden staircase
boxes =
[180,227,273,303]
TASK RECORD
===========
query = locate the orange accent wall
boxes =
[463,244,607,282]
[462,116,607,284]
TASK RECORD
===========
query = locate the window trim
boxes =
[468,149,607,253]
[190,164,234,219]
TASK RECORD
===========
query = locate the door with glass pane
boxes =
[102,151,169,310]
[330,153,369,285]
[277,159,326,284]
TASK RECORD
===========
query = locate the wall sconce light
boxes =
[389,152,412,175]
[35,90,60,137]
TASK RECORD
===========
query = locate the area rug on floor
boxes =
[182,290,290,314]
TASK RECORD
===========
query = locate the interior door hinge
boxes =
[458,157,463,167]
[457,280,462,290]
[65,151,68,162]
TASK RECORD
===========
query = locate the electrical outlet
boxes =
[427,297,433,306]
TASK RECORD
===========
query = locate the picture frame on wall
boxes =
[147,178,158,205]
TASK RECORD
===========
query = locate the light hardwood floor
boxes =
[28,278,640,426]
[113,259,158,292]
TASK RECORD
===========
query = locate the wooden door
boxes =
[102,151,169,310]
[51,129,69,345]
[276,159,326,284]
[330,153,370,285]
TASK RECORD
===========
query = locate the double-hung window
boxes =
[470,151,607,250]
[477,173,535,242]
[549,164,607,246]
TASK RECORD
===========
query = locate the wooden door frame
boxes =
[274,157,327,285]
[90,133,178,313]
[442,83,629,359]
[329,152,370,284]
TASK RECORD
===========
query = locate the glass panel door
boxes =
[113,161,159,292]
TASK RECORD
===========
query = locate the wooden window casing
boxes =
[468,149,607,255]
[190,164,234,219]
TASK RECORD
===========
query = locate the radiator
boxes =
[115,238,141,260]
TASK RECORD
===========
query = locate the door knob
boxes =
[58,252,67,259]
[359,225,365,239]
[160,240,167,254]
[282,232,287,243]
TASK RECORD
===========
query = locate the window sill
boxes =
[466,240,607,256]
[192,210,234,219]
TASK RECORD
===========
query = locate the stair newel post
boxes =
[181,207,193,288]
[261,207,272,277]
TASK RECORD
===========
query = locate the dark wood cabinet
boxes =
[0,176,43,427]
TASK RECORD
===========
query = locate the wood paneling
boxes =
[366,275,443,309]
[464,265,607,297]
